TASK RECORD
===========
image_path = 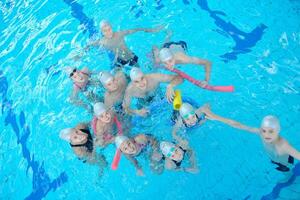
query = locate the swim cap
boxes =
[130,67,144,81]
[160,141,176,158]
[99,71,113,86]
[179,103,195,118]
[100,20,110,29]
[261,115,280,132]
[65,67,75,76]
[93,102,107,117]
[159,48,173,62]
[59,128,73,142]
[115,136,129,149]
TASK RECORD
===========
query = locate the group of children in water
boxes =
[59,20,300,176]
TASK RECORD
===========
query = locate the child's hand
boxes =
[166,86,175,103]
[136,168,145,176]
[136,108,150,117]
[184,167,199,174]
[151,151,163,161]
[179,139,189,149]
[200,80,208,88]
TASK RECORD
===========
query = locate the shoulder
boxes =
[125,83,134,94]
[134,134,148,144]
[165,158,176,170]
[115,31,127,37]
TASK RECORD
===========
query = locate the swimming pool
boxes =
[0,0,299,199]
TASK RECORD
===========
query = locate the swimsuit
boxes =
[114,54,139,68]
[271,155,295,172]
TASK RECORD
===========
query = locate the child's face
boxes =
[260,127,279,143]
[133,76,147,90]
[101,25,113,38]
[105,78,118,92]
[71,70,86,83]
[182,111,197,126]
[120,140,137,155]
[70,129,88,145]
[170,147,184,162]
[99,111,112,123]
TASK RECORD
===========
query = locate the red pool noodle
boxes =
[168,68,234,92]
[92,116,123,170]
[111,116,123,170]
[111,150,121,170]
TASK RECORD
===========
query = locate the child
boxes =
[115,134,163,176]
[60,123,107,174]
[159,141,198,173]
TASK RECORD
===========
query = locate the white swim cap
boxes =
[115,135,129,149]
[160,141,176,158]
[99,71,113,86]
[261,115,280,132]
[100,20,110,29]
[159,48,173,62]
[93,102,107,117]
[59,128,74,142]
[130,67,144,81]
[179,103,195,118]
[65,67,75,76]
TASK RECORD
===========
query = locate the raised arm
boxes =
[178,54,212,82]
[190,57,211,82]
[184,148,199,173]
[121,25,164,36]
[125,154,144,176]
[200,106,259,134]
[151,73,183,102]
[163,30,173,44]
[70,89,91,111]
[172,120,186,145]
[84,39,103,52]
[122,86,149,117]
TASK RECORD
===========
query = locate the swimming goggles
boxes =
[166,147,175,157]
[182,111,195,120]
[69,68,77,77]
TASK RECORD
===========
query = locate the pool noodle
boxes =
[168,68,234,92]
[111,116,123,170]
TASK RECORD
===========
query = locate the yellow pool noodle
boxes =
[173,90,182,110]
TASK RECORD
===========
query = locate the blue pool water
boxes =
[1,0,300,199]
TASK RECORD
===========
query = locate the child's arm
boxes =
[125,154,144,176]
[284,141,300,160]
[122,88,149,117]
[184,148,199,174]
[198,105,259,134]
[120,25,164,36]
[172,120,190,149]
[178,54,211,83]
[151,73,183,102]
[83,39,103,51]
